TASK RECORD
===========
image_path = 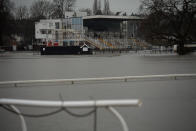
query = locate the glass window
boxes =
[40,29,46,34]
[49,23,53,27]
[55,22,59,29]
[48,30,52,34]
[55,31,58,40]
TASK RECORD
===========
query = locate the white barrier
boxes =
[0,99,142,131]
[0,99,142,108]
[0,74,196,87]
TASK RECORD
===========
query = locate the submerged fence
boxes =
[0,74,196,87]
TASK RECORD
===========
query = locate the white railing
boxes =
[0,99,142,131]
[85,36,105,49]
[0,74,196,87]
[1,73,196,130]
[0,99,141,108]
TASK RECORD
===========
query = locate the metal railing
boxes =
[0,74,196,87]
[0,99,142,131]
[0,74,196,130]
[85,36,104,49]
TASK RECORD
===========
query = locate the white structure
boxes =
[35,17,84,46]
[35,19,62,42]
[0,98,141,131]
[35,11,87,46]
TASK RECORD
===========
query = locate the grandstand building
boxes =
[35,12,149,53]
[83,15,149,50]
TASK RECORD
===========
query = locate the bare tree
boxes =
[65,0,76,11]
[97,0,102,14]
[92,0,102,15]
[138,0,196,55]
[15,6,29,20]
[103,0,111,15]
[0,0,15,45]
[53,0,65,18]
[30,0,53,19]
[93,0,98,15]
[97,0,101,11]
[52,0,76,18]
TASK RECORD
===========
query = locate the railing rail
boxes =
[0,74,196,86]
[0,99,141,108]
[0,99,142,131]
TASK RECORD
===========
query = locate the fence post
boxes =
[107,106,129,131]
[94,107,97,131]
[10,105,27,131]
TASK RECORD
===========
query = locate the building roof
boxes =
[80,43,90,48]
[83,15,143,20]
[65,11,87,18]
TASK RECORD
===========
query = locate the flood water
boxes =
[0,52,196,131]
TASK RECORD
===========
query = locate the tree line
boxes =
[0,0,79,47]
[138,0,196,55]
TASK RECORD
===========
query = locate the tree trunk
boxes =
[177,39,187,55]
[0,33,3,46]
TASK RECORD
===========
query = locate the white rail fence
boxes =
[0,99,142,131]
[0,74,196,87]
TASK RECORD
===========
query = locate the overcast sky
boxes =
[12,0,141,14]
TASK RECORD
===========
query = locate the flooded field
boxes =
[0,52,196,131]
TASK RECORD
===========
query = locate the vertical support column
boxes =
[132,22,135,38]
[94,107,97,131]
[107,106,129,131]
[125,21,128,40]
[10,105,27,131]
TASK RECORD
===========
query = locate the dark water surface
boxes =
[0,52,196,131]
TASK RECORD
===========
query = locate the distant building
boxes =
[83,15,149,50]
[83,15,143,38]
[35,12,149,50]
[35,19,61,42]
[35,17,84,47]
[35,11,88,46]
